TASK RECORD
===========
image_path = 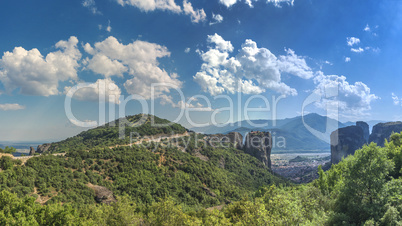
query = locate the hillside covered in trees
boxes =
[44,114,188,153]
[0,115,401,225]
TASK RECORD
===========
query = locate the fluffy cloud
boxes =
[65,78,121,104]
[345,57,351,62]
[84,36,182,99]
[194,34,313,96]
[116,0,181,12]
[347,37,360,46]
[364,24,371,32]
[177,100,214,111]
[194,71,226,96]
[184,47,191,53]
[313,72,378,116]
[183,0,206,23]
[220,0,237,7]
[82,0,101,14]
[106,20,112,32]
[85,54,127,77]
[347,36,379,54]
[207,33,234,52]
[363,24,378,36]
[209,13,223,26]
[266,0,294,7]
[351,47,364,53]
[115,0,205,23]
[160,95,214,111]
[392,93,402,106]
[277,48,314,79]
[236,40,297,95]
[0,103,25,111]
[0,36,81,96]
[220,0,294,8]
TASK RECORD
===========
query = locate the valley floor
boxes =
[271,153,330,183]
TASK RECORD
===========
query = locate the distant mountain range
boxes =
[341,120,386,133]
[190,113,385,152]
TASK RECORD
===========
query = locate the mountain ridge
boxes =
[191,113,385,151]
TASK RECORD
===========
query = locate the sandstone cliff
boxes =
[206,132,243,149]
[243,131,272,168]
[356,121,369,143]
[36,143,52,153]
[29,147,35,156]
[369,122,402,147]
[331,124,366,164]
[206,131,271,168]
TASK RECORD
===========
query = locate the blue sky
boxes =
[0,0,401,141]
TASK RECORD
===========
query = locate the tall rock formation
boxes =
[243,131,272,168]
[227,132,243,149]
[36,143,52,153]
[369,122,402,146]
[356,121,369,143]
[331,124,367,164]
[29,147,35,156]
[206,132,243,149]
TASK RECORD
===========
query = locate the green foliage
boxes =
[316,132,402,225]
[0,185,329,225]
[146,198,202,225]
[0,138,287,209]
[0,190,143,225]
[334,143,394,223]
[0,146,17,154]
[0,156,21,170]
[3,135,402,225]
[2,119,402,225]
[385,132,402,178]
[48,114,188,153]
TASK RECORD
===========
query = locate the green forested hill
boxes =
[1,116,401,225]
[46,114,188,153]
[0,134,288,209]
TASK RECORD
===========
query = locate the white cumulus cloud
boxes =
[106,20,112,32]
[85,54,127,77]
[347,37,360,46]
[266,0,294,7]
[209,13,223,25]
[364,24,371,32]
[0,103,25,111]
[160,95,214,111]
[116,0,181,12]
[115,0,205,23]
[0,36,81,96]
[84,36,182,99]
[82,0,101,14]
[220,0,294,8]
[65,78,121,104]
[277,48,314,79]
[183,0,206,23]
[392,93,402,106]
[194,34,313,96]
[313,72,379,116]
[219,0,237,7]
[351,47,364,53]
[207,33,234,52]
[345,57,351,62]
